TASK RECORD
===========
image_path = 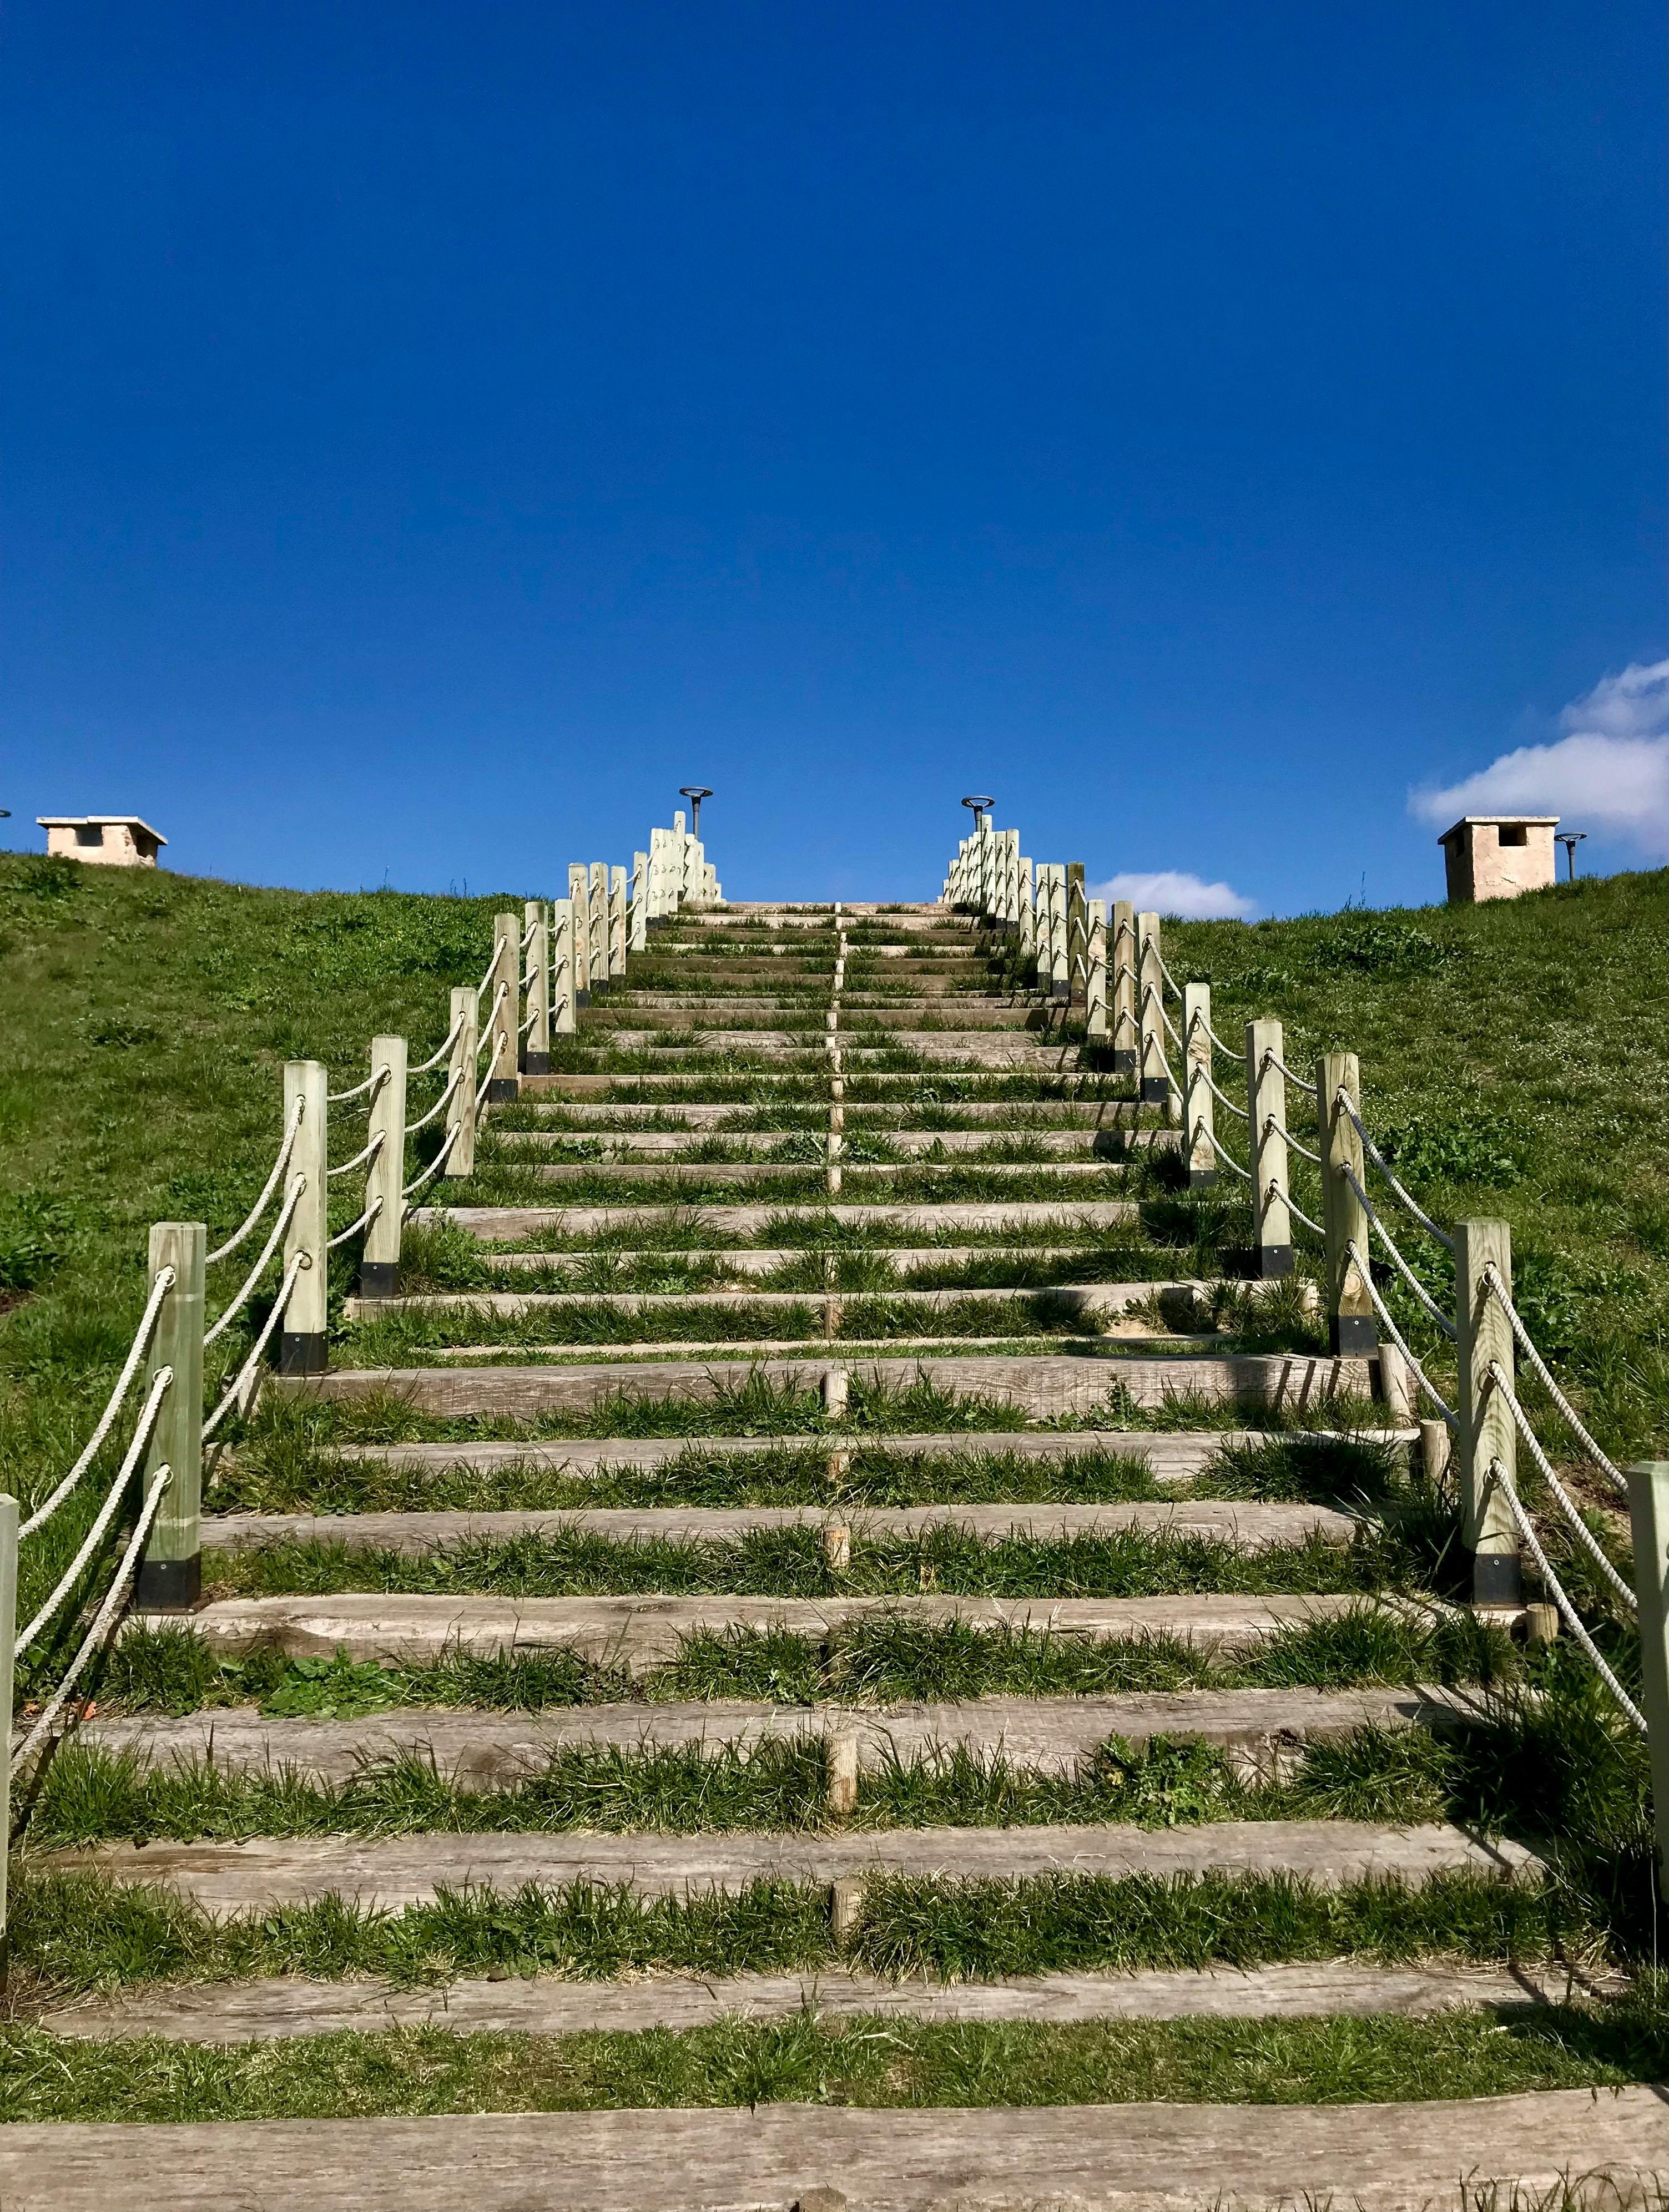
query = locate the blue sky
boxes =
[2,2,1663,912]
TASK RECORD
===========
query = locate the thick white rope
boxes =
[1347,1240,1459,1429]
[1147,984,1186,1056]
[1156,953,1184,1002]
[401,1125,459,1205]
[1282,1184,1325,1238]
[203,1174,306,1346]
[411,1010,466,1075]
[406,1069,461,1135]
[1262,1047,1318,1097]
[475,952,497,1002]
[1490,1464,1647,1735]
[19,1267,173,1540]
[327,1129,386,1180]
[203,1253,307,1439]
[16,1369,172,1656]
[1338,1161,1456,1339]
[1482,1265,1628,1498]
[477,980,510,1050]
[204,1098,304,1266]
[520,1004,539,1037]
[1337,1093,1456,1254]
[1188,1036,1249,1119]
[1196,1119,1253,1182]
[9,1468,173,1766]
[1488,1363,1637,1612]
[325,1194,384,1251]
[1201,1013,1243,1063]
[474,1027,506,1111]
[1277,1118,1322,1166]
[327,1063,390,1107]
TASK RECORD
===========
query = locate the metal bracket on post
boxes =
[1626,1461,1669,1892]
[1246,1020,1293,1277]
[359,1037,406,1299]
[280,1060,328,1375]
[135,1219,205,1610]
[1455,1219,1522,1609]
[1316,1053,1376,1357]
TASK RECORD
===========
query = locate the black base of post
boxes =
[576,988,591,1007]
[280,1330,329,1376]
[1113,1050,1137,1076]
[522,1052,550,1076]
[486,1078,518,1103]
[358,1261,398,1300]
[1140,1078,1169,1105]
[1473,1552,1524,1608]
[1257,1243,1295,1279]
[1188,1168,1218,1190]
[1329,1314,1379,1356]
[134,1554,201,1612]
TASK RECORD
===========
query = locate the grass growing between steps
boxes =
[0,1862,1612,2003]
[5,1994,1667,2124]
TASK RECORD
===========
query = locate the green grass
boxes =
[3,1996,1665,2123]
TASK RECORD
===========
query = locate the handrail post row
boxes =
[1625,1461,1669,1890]
[1136,912,1167,1104]
[1315,1052,1376,1358]
[568,865,592,1003]
[280,1060,329,1373]
[1455,1219,1522,1608]
[630,852,650,951]
[610,866,628,972]
[522,902,549,1075]
[586,864,609,989]
[1110,901,1138,1076]
[135,1218,204,1608]
[1066,863,1086,1008]
[0,1492,16,1953]
[1018,859,1035,959]
[550,900,577,1036]
[1085,898,1107,1038]
[488,912,520,1102]
[1183,983,1215,1187]
[359,1035,407,1297]
[443,987,477,1176]
[1246,1019,1293,1277]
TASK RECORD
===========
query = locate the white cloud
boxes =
[1090,870,1258,920]
[1409,659,1668,856]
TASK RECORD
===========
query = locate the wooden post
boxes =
[1137,913,1167,1105]
[488,912,520,1102]
[1066,864,1087,1009]
[1039,866,1066,999]
[630,852,650,951]
[610,866,627,972]
[522,903,549,1075]
[587,864,609,989]
[1246,1019,1292,1278]
[1420,1417,1452,1492]
[1625,1462,1669,1891]
[1018,858,1035,959]
[359,1035,407,1297]
[568,865,591,1003]
[1111,901,1138,1077]
[1455,1219,1521,1608]
[442,986,477,1178]
[1183,983,1215,1187]
[550,900,577,1036]
[1085,898,1107,1037]
[0,1491,15,1953]
[281,1059,328,1373]
[1315,1053,1375,1357]
[135,1219,205,1609]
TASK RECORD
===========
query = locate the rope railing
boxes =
[1262,1047,1318,1096]
[1481,1264,1628,1499]
[401,1126,459,1205]
[475,1028,506,1112]
[324,1193,384,1251]
[1197,1119,1253,1182]
[15,1367,172,1658]
[405,1070,460,1135]
[1189,1042,1249,1120]
[1345,1239,1458,1428]
[1283,1184,1325,1239]
[1337,1161,1456,1339]
[327,1064,390,1107]
[1486,1362,1637,1613]
[202,1253,308,1440]
[411,1010,466,1075]
[1156,953,1184,1002]
[326,1129,386,1180]
[204,1098,304,1266]
[1201,1013,1243,1063]
[477,979,509,1044]
[203,1174,306,1347]
[1490,1464,1647,1736]
[1278,1119,1323,1166]
[19,1264,174,1540]
[1337,1092,1456,1254]
[9,1468,173,1768]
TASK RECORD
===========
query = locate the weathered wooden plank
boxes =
[199,1498,1358,1556]
[75,1685,1492,1787]
[40,1817,1539,1917]
[128,1590,1423,1672]
[412,1199,1139,1236]
[348,1282,1192,1321]
[493,1130,1134,1156]
[471,1245,1173,1279]
[511,1159,1136,1183]
[34,1957,1624,2044]
[266,1351,1376,1418]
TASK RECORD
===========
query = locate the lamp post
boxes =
[1556,833,1586,882]
[961,795,994,830]
[679,787,713,836]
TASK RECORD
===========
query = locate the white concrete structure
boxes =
[1438,816,1558,904]
[38,815,165,866]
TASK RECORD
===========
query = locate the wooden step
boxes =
[77,1684,1481,1787]
[347,1282,1204,1320]
[435,1334,1221,1362]
[495,1129,1134,1156]
[43,1816,1535,1917]
[1,2089,1648,2211]
[35,1957,1620,2045]
[471,1246,1161,1277]
[132,1590,1416,1672]
[495,1160,1135,1185]
[520,1103,1151,1126]
[200,1498,1359,1556]
[269,1350,1376,1417]
[416,1200,1139,1238]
